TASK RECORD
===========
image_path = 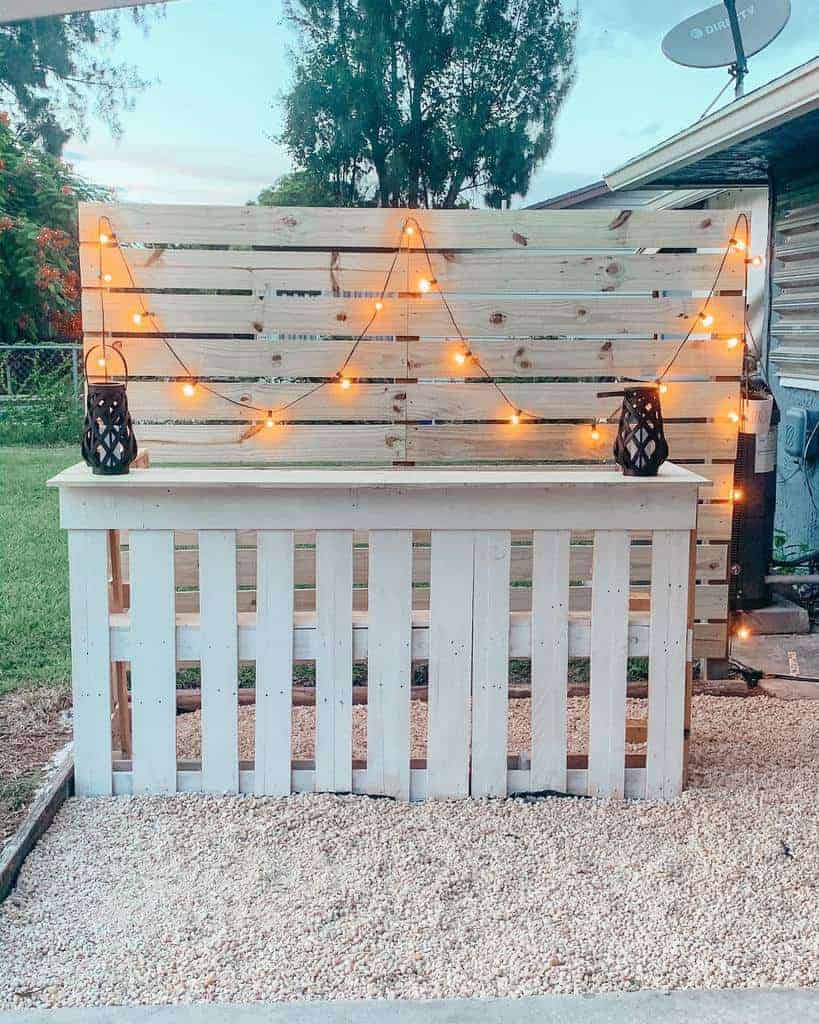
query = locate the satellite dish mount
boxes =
[724,0,748,97]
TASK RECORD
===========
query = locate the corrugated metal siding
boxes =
[769,168,819,553]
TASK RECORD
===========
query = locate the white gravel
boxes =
[1,694,818,1009]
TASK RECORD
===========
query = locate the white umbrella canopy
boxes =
[1,0,172,21]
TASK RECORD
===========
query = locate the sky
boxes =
[64,0,819,207]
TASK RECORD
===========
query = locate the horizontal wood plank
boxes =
[82,291,744,338]
[79,203,742,251]
[87,336,745,381]
[80,246,742,294]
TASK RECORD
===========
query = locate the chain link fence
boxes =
[0,343,84,445]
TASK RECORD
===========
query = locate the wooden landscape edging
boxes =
[0,758,74,903]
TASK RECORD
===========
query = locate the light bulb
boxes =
[736,625,750,640]
[101,273,112,284]
[182,381,196,397]
[265,412,275,429]
[418,278,431,293]
[747,255,763,268]
[729,236,746,252]
[658,382,668,395]
[340,376,351,390]
[454,352,466,366]
[510,411,521,426]
[726,336,740,349]
[729,411,740,423]
[404,224,415,236]
[374,300,384,312]
[700,312,714,328]
[97,357,106,368]
[590,424,601,441]
[98,232,110,245]
[132,312,143,326]
[733,487,743,501]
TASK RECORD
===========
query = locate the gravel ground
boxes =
[1,694,818,1009]
[176,697,649,761]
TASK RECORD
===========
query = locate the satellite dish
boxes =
[662,0,790,98]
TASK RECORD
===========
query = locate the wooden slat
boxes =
[198,530,239,794]
[315,531,353,793]
[255,530,294,796]
[67,531,112,796]
[646,531,690,800]
[129,530,177,794]
[530,530,570,794]
[427,531,474,800]
[125,380,740,424]
[367,530,413,799]
[470,531,511,799]
[588,531,630,798]
[81,246,742,294]
[79,203,741,250]
[100,336,744,381]
[82,290,744,337]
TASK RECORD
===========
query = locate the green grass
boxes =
[0,446,77,696]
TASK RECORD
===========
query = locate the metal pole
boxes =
[724,0,748,98]
[72,346,79,400]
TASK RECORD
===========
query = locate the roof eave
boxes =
[605,56,819,192]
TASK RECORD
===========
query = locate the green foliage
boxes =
[0,9,157,154]
[0,116,111,346]
[280,0,576,208]
[253,169,368,207]
[0,357,83,445]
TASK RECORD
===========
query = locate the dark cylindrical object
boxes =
[81,348,138,475]
[612,386,669,477]
[729,396,778,610]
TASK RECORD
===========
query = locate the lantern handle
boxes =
[84,344,129,383]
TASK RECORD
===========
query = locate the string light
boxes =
[265,411,275,428]
[746,255,763,268]
[374,300,384,312]
[96,356,107,369]
[510,410,521,426]
[182,381,196,398]
[101,272,112,284]
[728,411,740,424]
[339,375,352,390]
[736,625,751,640]
[728,236,746,252]
[418,277,434,293]
[590,421,601,441]
[454,348,472,366]
[658,382,668,395]
[726,336,740,350]
[98,232,111,245]
[404,224,415,236]
[699,312,715,328]
[132,312,143,326]
[733,487,743,501]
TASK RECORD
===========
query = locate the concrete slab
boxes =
[732,632,819,694]
[3,991,819,1024]
[735,596,810,636]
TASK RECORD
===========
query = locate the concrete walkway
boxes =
[2,990,818,1024]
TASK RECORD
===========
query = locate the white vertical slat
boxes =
[588,530,630,798]
[199,530,239,794]
[67,530,112,796]
[129,529,177,795]
[315,530,353,792]
[427,531,474,800]
[255,530,294,797]
[531,529,570,794]
[367,530,413,800]
[470,531,511,798]
[646,530,690,800]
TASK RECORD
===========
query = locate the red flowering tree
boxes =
[0,111,111,345]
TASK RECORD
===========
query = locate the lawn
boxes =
[0,446,77,697]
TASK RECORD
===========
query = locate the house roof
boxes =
[605,55,819,190]
[528,182,727,210]
[1,0,168,21]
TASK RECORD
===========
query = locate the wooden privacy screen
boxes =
[78,203,746,658]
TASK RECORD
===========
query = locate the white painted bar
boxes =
[367,530,413,800]
[471,531,511,798]
[588,531,631,798]
[67,530,112,796]
[315,531,354,793]
[199,530,239,794]
[427,531,474,799]
[254,531,295,796]
[129,530,177,795]
[530,530,570,794]
[646,531,691,800]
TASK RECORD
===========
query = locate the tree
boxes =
[0,112,112,345]
[252,169,368,207]
[280,0,576,209]
[0,9,157,155]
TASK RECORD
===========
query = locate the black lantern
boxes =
[81,346,138,475]
[598,385,669,477]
